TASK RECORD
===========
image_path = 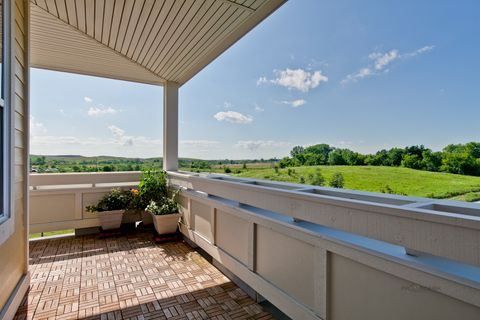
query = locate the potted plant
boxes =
[86,188,131,230]
[135,170,169,226]
[146,190,181,235]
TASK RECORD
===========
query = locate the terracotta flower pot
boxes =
[150,212,181,235]
[97,210,124,230]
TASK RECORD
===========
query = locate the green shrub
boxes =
[329,172,345,188]
[134,170,169,210]
[86,188,131,212]
[224,167,232,173]
[310,169,325,186]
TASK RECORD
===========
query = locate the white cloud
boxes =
[30,116,47,136]
[87,105,118,116]
[236,140,291,151]
[213,111,253,124]
[31,135,109,146]
[108,125,125,138]
[106,125,162,147]
[180,140,220,149]
[181,140,219,147]
[369,49,399,71]
[84,96,93,103]
[341,68,373,84]
[342,45,434,84]
[403,45,435,58]
[281,99,306,108]
[223,101,234,109]
[256,76,268,86]
[254,103,264,112]
[258,68,328,92]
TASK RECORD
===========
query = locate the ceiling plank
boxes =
[44,0,59,16]
[85,0,95,37]
[145,0,200,70]
[136,0,175,64]
[65,0,78,28]
[75,0,86,33]
[101,0,115,45]
[130,0,165,61]
[114,0,135,52]
[152,0,214,74]
[108,0,125,48]
[215,0,254,13]
[120,0,145,55]
[172,7,248,81]
[159,1,228,77]
[94,0,105,41]
[125,0,155,58]
[54,0,68,23]
[176,0,285,84]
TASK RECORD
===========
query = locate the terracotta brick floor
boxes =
[14,232,275,320]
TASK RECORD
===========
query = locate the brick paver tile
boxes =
[14,233,275,320]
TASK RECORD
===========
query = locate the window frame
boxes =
[0,0,14,245]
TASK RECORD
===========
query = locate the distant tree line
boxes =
[278,142,480,176]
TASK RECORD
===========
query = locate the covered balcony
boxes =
[0,0,479,320]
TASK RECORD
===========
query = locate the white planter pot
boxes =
[150,212,181,235]
[97,210,124,230]
[141,210,153,225]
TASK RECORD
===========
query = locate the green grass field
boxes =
[29,229,74,239]
[192,165,480,201]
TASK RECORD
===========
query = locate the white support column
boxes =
[163,81,179,171]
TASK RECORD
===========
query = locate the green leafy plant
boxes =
[86,188,131,213]
[146,190,179,216]
[134,170,169,210]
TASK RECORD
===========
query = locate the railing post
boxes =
[163,81,179,171]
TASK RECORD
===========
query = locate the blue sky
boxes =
[31,0,480,159]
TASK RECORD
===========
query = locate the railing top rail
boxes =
[30,171,142,187]
[168,170,480,228]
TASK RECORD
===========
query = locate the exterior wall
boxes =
[0,0,29,311]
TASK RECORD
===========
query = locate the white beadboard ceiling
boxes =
[30,0,286,86]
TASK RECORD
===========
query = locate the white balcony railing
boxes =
[29,171,141,233]
[29,171,480,320]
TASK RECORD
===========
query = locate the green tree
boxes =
[387,148,405,166]
[304,144,333,164]
[290,146,305,159]
[401,154,423,170]
[328,149,347,165]
[422,150,442,172]
[441,153,480,175]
